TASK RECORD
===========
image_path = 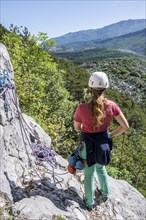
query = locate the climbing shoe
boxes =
[102,195,108,202]
[95,189,108,204]
[86,204,96,212]
[95,188,102,198]
[83,198,96,211]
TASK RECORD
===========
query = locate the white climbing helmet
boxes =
[88,71,109,89]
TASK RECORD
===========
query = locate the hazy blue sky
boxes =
[1,0,145,38]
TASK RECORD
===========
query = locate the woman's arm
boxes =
[74,120,82,132]
[109,111,129,137]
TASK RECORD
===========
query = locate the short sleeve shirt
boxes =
[74,100,121,133]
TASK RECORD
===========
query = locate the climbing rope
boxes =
[32,141,57,168]
[3,71,68,186]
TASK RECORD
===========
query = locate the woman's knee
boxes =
[95,163,107,173]
[84,164,95,176]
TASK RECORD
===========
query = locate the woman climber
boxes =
[74,71,129,211]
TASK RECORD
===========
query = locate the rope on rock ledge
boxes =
[3,68,68,186]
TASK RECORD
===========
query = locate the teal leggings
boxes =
[79,143,110,207]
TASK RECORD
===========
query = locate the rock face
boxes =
[0,43,146,220]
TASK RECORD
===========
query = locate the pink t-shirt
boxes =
[74,100,121,133]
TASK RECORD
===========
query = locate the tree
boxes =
[1,26,76,155]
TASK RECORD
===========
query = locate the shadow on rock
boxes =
[4,172,86,211]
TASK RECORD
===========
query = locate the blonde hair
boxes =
[90,89,106,128]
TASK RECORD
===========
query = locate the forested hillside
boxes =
[0,24,146,197]
[53,47,144,62]
[80,59,146,104]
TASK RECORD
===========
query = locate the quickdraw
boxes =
[0,69,14,120]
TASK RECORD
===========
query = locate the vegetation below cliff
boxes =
[0,24,146,197]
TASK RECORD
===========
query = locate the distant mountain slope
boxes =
[57,28,146,56]
[53,47,144,62]
[53,19,146,47]
[90,28,146,55]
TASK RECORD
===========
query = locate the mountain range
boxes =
[52,19,146,56]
